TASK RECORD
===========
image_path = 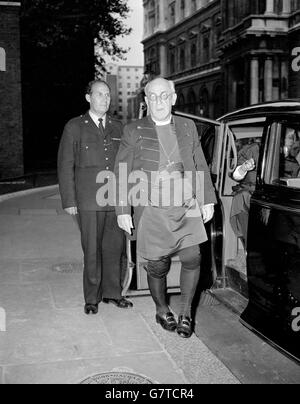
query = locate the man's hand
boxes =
[117,214,134,235]
[241,158,256,174]
[201,204,214,224]
[64,207,78,216]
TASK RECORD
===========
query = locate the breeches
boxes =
[147,245,201,279]
[146,245,201,317]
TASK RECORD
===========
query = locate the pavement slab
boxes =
[20,258,83,284]
[3,353,187,385]
[0,215,82,260]
[48,277,84,309]
[0,283,54,319]
[0,310,116,366]
[134,298,239,385]
[19,209,58,216]
[0,261,21,284]
[0,208,19,215]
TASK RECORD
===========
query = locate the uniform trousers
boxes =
[78,210,125,305]
[146,245,201,317]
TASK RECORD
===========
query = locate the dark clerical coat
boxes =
[114,115,217,259]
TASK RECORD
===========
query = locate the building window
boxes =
[274,0,283,13]
[187,90,196,114]
[191,0,197,13]
[127,83,131,88]
[251,0,266,14]
[291,0,300,12]
[0,48,6,72]
[169,2,176,25]
[180,48,185,71]
[199,88,209,117]
[169,48,176,74]
[149,12,155,32]
[178,93,185,110]
[203,34,210,62]
[119,106,123,111]
[191,43,197,67]
[180,0,185,19]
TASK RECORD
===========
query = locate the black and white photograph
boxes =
[0,0,300,387]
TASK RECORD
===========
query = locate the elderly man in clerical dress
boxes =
[114,78,217,338]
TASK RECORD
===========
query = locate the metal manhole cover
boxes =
[80,372,154,384]
[52,262,83,273]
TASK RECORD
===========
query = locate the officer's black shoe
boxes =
[177,315,193,339]
[84,303,98,315]
[103,298,133,309]
[156,312,177,332]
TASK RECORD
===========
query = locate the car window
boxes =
[269,123,300,188]
[218,123,264,197]
[230,125,264,153]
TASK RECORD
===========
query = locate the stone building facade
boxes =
[220,0,300,113]
[142,0,300,119]
[0,1,23,178]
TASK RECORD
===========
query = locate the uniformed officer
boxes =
[58,79,133,315]
[115,77,216,338]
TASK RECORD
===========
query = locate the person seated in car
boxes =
[230,139,260,247]
[281,128,300,178]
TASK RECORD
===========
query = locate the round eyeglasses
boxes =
[147,92,174,103]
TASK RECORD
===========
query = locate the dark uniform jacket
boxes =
[114,114,217,231]
[58,112,122,211]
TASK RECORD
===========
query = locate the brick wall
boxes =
[0,3,23,179]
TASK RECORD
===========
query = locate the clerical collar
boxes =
[153,116,172,126]
[89,111,106,128]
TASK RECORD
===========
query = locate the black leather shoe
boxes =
[156,312,177,332]
[84,304,98,315]
[177,315,193,339]
[103,298,133,309]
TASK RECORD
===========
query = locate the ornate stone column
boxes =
[282,0,291,14]
[250,57,259,105]
[266,0,274,14]
[264,56,273,102]
[159,42,167,77]
[281,58,289,99]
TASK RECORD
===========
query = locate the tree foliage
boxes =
[21,0,132,66]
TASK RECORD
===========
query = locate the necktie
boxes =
[98,118,105,135]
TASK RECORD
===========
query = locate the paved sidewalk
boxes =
[0,187,239,384]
